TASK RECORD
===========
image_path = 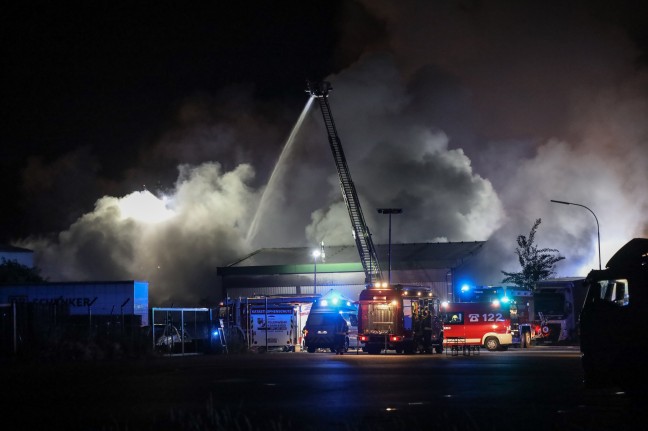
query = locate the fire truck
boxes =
[308,82,445,355]
[440,301,513,351]
[459,284,586,347]
[356,284,444,355]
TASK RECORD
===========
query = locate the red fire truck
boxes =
[357,284,444,355]
[440,301,513,351]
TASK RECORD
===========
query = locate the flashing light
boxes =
[461,284,471,293]
[320,299,328,306]
[391,300,398,306]
[500,296,510,304]
[331,297,339,305]
[211,329,219,337]
[390,335,403,342]
[491,299,501,307]
[416,291,422,296]
[346,301,351,307]
[441,301,449,308]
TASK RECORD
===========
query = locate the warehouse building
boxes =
[217,241,486,303]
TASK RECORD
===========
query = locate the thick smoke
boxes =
[17,2,648,305]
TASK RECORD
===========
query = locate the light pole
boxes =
[312,249,321,295]
[377,208,402,285]
[550,199,601,270]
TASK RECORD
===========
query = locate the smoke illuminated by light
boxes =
[118,190,175,223]
[14,2,648,307]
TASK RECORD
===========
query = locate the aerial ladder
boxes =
[306,81,382,286]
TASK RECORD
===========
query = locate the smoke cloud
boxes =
[16,1,648,305]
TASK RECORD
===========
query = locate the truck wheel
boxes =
[435,345,443,354]
[523,331,532,348]
[307,346,316,353]
[485,337,500,351]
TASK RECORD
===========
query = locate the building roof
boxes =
[218,242,485,276]
[0,244,33,253]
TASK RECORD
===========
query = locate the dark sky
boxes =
[3,2,368,239]
[2,1,647,306]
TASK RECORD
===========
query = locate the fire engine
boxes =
[440,301,513,351]
[357,284,444,355]
[307,82,443,356]
[458,284,587,347]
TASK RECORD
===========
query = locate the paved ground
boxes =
[1,347,644,431]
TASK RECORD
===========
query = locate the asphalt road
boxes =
[1,346,644,431]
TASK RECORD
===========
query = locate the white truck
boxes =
[249,305,299,352]
[532,277,588,344]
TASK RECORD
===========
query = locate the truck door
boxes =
[442,310,466,342]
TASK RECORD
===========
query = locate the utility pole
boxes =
[377,208,402,285]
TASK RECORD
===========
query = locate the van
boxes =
[440,301,513,351]
[303,310,357,353]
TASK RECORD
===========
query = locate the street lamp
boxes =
[550,200,601,270]
[377,208,403,285]
[312,249,321,295]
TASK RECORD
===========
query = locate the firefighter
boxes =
[421,307,432,353]
[334,315,348,355]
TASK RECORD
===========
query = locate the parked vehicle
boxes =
[579,238,648,392]
[440,301,513,351]
[357,284,443,355]
[249,305,298,352]
[532,278,588,344]
[155,323,193,353]
[303,295,357,353]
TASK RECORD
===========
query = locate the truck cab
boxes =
[357,284,443,355]
[579,238,648,393]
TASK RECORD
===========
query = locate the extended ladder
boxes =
[306,81,382,285]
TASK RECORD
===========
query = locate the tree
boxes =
[501,218,565,290]
[0,258,46,283]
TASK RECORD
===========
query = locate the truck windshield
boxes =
[534,292,566,315]
[366,303,395,334]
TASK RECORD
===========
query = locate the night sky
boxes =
[3,1,647,306]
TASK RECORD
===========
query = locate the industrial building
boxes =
[0,280,149,325]
[217,241,486,304]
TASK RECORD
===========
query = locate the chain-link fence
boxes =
[0,301,150,360]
